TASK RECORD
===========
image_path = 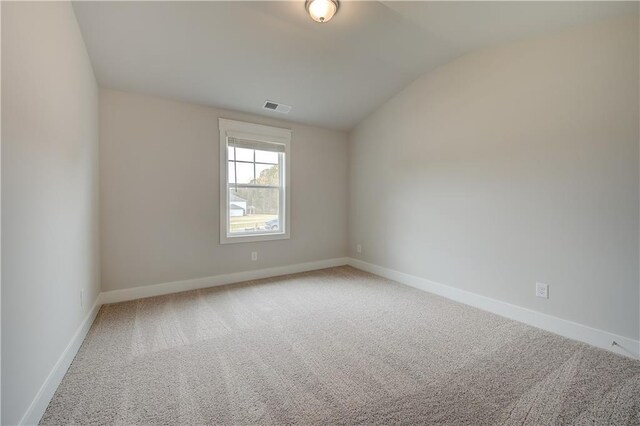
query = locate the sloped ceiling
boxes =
[73,1,637,130]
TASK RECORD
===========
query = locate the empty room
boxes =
[2,1,640,424]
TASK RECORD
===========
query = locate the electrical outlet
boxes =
[251,251,258,261]
[356,244,362,254]
[80,289,84,307]
[535,283,549,299]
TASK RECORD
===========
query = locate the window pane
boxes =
[227,146,234,161]
[228,161,235,184]
[229,187,280,234]
[235,147,254,162]
[255,164,279,186]
[233,161,254,184]
[255,150,278,164]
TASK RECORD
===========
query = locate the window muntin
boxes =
[219,119,291,244]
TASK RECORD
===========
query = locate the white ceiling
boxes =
[72,1,637,130]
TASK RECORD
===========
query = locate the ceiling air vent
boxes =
[263,100,292,114]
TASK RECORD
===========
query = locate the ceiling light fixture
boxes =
[305,0,339,23]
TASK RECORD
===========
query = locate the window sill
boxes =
[220,232,290,244]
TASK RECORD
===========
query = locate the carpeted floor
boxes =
[41,266,640,425]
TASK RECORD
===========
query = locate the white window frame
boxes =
[219,118,291,244]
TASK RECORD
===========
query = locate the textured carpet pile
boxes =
[42,266,640,425]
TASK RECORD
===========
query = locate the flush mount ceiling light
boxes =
[305,0,339,23]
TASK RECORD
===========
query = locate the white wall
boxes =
[99,89,348,291]
[1,2,100,425]
[349,15,639,341]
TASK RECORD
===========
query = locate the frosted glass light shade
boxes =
[306,0,338,23]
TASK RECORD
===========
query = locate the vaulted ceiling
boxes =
[73,1,637,130]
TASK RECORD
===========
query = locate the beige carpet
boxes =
[41,266,640,425]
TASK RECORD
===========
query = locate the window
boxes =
[219,118,291,244]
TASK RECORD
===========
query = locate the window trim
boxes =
[219,118,291,244]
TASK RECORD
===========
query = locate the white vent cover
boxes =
[263,100,292,114]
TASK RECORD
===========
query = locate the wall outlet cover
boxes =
[536,282,549,299]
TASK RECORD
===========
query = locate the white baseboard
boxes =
[19,298,102,426]
[99,257,351,305]
[348,258,640,360]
